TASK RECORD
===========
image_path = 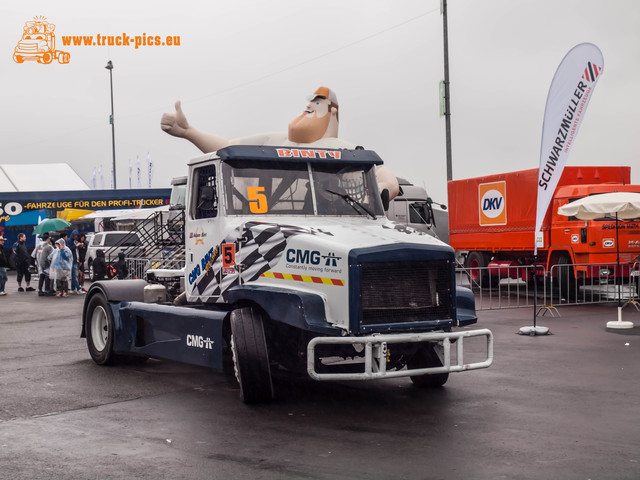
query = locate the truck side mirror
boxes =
[197,186,217,218]
[381,189,390,211]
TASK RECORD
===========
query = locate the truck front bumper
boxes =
[307,328,493,381]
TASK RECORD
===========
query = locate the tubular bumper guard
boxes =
[307,328,493,381]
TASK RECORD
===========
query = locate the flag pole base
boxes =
[519,326,550,336]
[606,307,634,329]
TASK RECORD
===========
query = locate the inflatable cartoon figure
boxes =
[161,87,399,200]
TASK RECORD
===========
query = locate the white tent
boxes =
[78,209,140,220]
[111,205,169,222]
[0,168,16,192]
[0,163,89,191]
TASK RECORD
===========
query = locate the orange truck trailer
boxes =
[447,166,640,288]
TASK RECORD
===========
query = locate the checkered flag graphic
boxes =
[195,222,322,300]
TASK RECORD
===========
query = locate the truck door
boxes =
[387,199,409,224]
[186,163,221,299]
[551,198,591,265]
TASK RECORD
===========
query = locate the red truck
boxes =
[447,166,640,293]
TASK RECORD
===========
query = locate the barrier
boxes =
[548,261,640,307]
[456,260,640,312]
[126,257,184,280]
[456,263,546,311]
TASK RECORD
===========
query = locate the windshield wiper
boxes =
[324,189,376,219]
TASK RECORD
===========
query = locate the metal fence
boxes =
[126,257,185,280]
[456,261,640,312]
[456,263,546,311]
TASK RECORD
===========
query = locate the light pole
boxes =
[105,60,117,189]
[442,0,452,182]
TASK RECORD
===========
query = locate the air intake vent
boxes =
[359,260,452,326]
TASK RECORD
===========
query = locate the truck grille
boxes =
[359,260,453,326]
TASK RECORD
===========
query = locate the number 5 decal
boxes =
[247,186,268,213]
[222,243,235,267]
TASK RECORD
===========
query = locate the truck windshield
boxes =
[409,202,432,224]
[222,160,384,217]
[169,183,186,209]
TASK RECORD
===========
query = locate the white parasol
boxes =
[557,191,640,329]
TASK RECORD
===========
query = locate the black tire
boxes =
[85,293,117,365]
[88,259,94,280]
[230,306,274,404]
[557,255,577,302]
[465,251,490,288]
[408,345,449,388]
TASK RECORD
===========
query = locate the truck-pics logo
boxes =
[479,181,506,226]
[13,16,70,64]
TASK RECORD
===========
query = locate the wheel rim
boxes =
[230,334,241,385]
[91,306,109,351]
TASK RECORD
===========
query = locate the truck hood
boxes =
[189,216,451,302]
[280,216,449,250]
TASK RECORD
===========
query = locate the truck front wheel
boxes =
[466,251,490,288]
[231,306,274,404]
[85,293,117,365]
[408,345,449,388]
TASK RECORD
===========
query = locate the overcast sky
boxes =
[1,0,639,204]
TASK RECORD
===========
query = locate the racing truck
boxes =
[81,145,493,404]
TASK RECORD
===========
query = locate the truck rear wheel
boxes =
[231,306,274,404]
[408,345,449,388]
[85,293,117,365]
[466,251,490,288]
[557,255,577,302]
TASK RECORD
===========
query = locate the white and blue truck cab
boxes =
[81,145,492,404]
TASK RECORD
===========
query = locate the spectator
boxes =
[67,230,85,295]
[0,235,8,296]
[114,251,128,280]
[12,233,34,292]
[34,234,54,296]
[50,238,72,297]
[77,233,88,271]
[92,249,108,281]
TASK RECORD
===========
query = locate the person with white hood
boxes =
[33,233,54,296]
[49,238,72,297]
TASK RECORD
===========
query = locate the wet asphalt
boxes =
[1,271,639,480]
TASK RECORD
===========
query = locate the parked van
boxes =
[85,231,141,277]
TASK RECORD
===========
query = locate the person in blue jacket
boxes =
[66,230,85,295]
[50,238,72,297]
